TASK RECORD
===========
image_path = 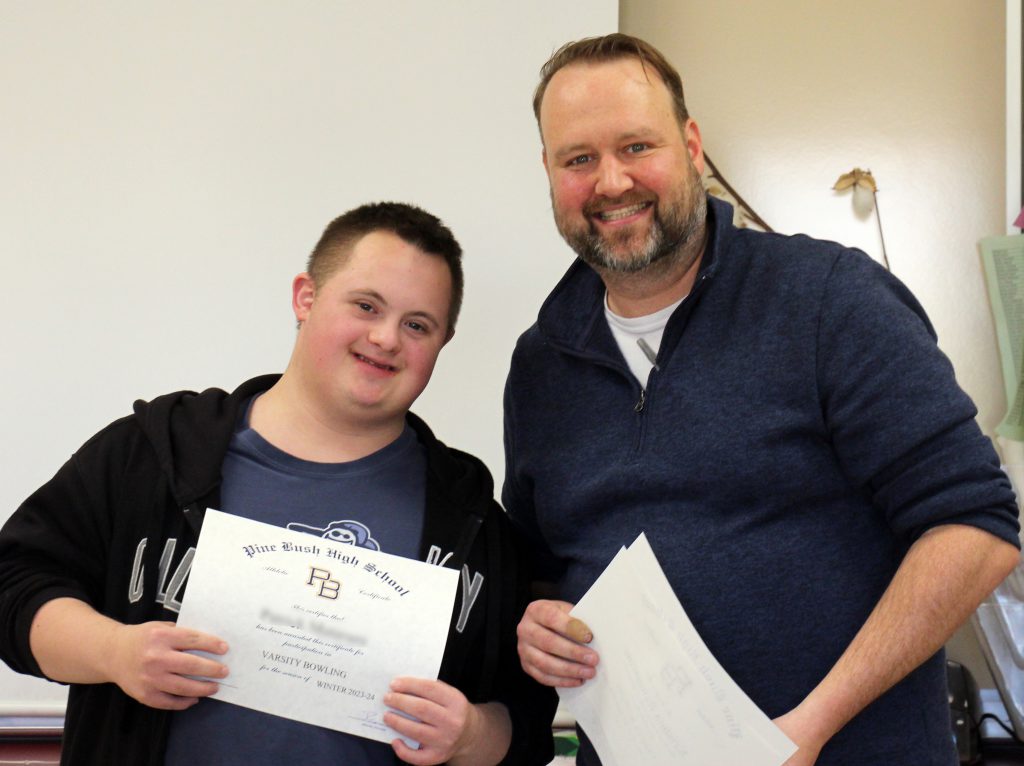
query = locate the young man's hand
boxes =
[107,620,229,709]
[30,598,228,710]
[384,677,510,766]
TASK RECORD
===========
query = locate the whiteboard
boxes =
[0,1,616,714]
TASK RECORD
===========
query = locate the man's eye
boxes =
[566,154,592,167]
[625,143,649,153]
[356,302,374,313]
[406,321,427,334]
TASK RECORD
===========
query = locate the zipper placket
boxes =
[633,377,650,453]
[630,272,711,452]
[634,389,646,412]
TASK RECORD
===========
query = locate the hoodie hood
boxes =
[131,375,492,556]
[405,411,493,569]
[131,374,281,507]
[407,411,494,511]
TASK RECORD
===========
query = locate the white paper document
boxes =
[981,234,1024,440]
[176,509,459,746]
[558,533,796,766]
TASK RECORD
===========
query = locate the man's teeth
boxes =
[598,203,649,222]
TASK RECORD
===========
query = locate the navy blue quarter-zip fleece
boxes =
[503,196,1019,766]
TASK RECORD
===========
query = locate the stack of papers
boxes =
[558,533,796,766]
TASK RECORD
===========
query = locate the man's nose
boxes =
[594,156,634,198]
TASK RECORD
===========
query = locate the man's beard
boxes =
[553,163,706,275]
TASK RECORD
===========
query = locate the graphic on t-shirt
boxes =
[286,519,381,551]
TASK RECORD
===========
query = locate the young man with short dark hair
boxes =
[0,201,555,766]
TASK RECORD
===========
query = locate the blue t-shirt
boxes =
[166,403,426,766]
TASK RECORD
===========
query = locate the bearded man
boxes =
[504,33,1020,766]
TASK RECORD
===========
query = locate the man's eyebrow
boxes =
[616,129,658,142]
[553,143,593,162]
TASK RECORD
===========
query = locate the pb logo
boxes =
[307,566,341,600]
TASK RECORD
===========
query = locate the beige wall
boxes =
[622,0,1009,684]
[622,0,1007,435]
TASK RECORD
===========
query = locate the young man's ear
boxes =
[443,327,456,346]
[292,273,317,324]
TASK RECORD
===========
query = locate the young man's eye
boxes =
[355,301,375,313]
[405,321,428,334]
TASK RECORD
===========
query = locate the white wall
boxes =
[0,1,617,714]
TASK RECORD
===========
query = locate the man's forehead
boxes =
[554,56,654,81]
[544,58,667,105]
[539,58,675,145]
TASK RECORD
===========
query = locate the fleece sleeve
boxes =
[815,249,1019,546]
[501,356,567,586]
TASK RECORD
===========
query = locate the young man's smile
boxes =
[352,351,399,374]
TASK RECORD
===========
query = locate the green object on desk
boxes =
[553,731,579,756]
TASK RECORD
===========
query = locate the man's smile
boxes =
[590,200,654,224]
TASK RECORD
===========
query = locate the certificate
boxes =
[558,534,796,766]
[176,509,459,747]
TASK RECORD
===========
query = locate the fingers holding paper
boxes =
[111,620,229,710]
[516,599,598,687]
[30,597,228,712]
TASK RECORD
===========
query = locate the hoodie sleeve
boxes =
[485,502,558,766]
[0,417,136,678]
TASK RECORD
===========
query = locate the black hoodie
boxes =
[0,375,556,765]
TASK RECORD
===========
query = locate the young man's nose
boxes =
[368,322,401,352]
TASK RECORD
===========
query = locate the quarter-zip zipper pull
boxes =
[637,338,660,371]
[634,389,646,412]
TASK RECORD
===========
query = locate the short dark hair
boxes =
[307,202,464,334]
[533,33,689,130]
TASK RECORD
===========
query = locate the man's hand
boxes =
[516,599,597,687]
[107,621,229,709]
[768,525,1018,762]
[384,677,510,766]
[773,708,825,766]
